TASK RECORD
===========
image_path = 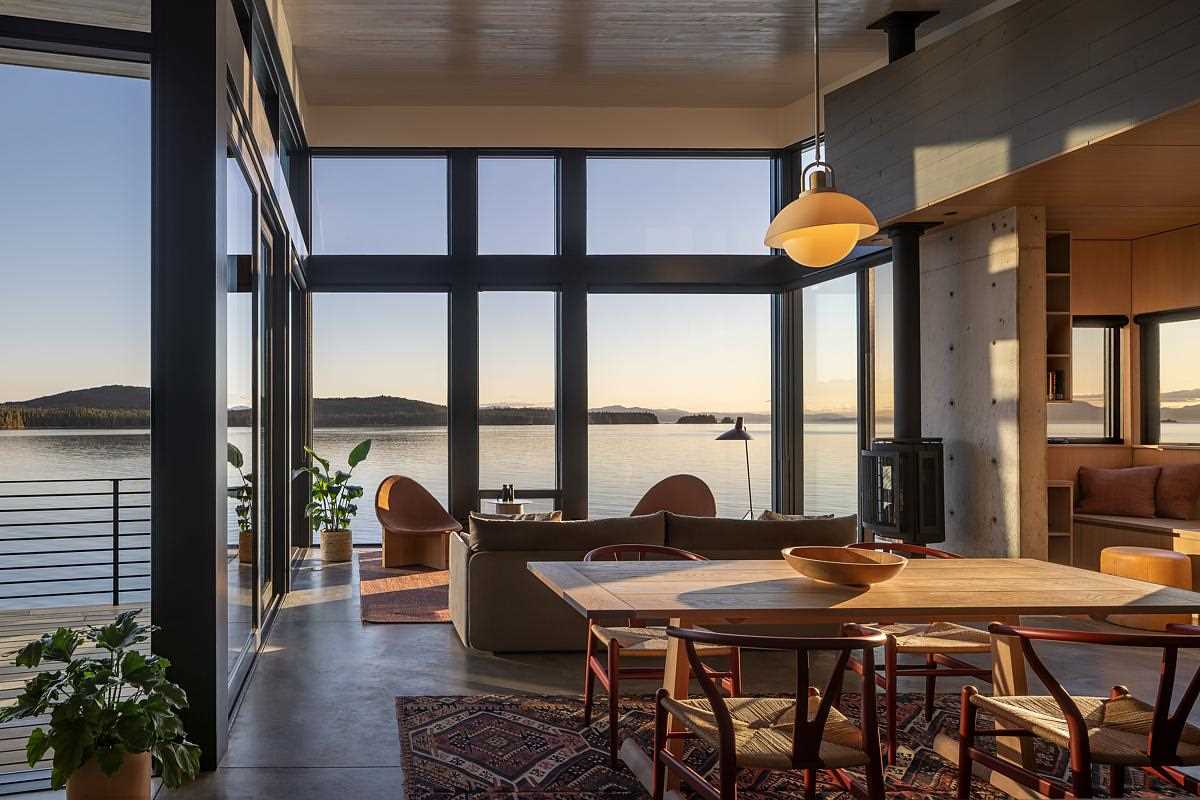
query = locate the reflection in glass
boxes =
[479,292,556,502]
[226,158,255,677]
[478,158,556,255]
[311,293,449,542]
[1048,327,1108,439]
[587,294,773,517]
[803,275,859,515]
[311,157,448,254]
[873,262,894,438]
[587,158,771,254]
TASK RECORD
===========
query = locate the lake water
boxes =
[5,422,1198,608]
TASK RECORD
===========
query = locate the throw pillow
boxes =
[471,510,563,522]
[758,510,836,521]
[1076,465,1160,517]
[1155,463,1200,519]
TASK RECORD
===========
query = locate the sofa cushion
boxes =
[665,513,857,559]
[759,510,835,521]
[1076,466,1160,518]
[1155,464,1200,520]
[468,512,665,552]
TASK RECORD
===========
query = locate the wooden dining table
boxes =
[528,556,1200,798]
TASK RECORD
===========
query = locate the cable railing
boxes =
[0,478,152,607]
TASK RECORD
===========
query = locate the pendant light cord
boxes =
[813,0,821,162]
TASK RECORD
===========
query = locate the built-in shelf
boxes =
[1047,481,1074,565]
[1045,232,1072,402]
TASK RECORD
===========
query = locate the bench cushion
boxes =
[1157,464,1200,520]
[1077,466,1160,518]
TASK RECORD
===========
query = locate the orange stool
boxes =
[1100,546,1194,631]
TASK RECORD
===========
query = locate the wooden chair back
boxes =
[631,474,717,517]
[990,622,1200,764]
[666,625,886,770]
[375,475,460,533]
[849,541,960,559]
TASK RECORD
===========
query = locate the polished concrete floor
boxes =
[155,550,1200,799]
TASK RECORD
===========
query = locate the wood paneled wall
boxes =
[1132,224,1200,315]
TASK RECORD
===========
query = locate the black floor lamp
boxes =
[716,417,754,519]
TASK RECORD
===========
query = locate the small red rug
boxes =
[395,693,1188,798]
[359,550,450,624]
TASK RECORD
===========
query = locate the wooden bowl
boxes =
[781,546,907,587]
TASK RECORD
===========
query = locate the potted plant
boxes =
[0,610,200,799]
[227,443,254,564]
[296,439,372,562]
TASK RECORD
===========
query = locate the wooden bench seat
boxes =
[1073,513,1200,587]
[1073,513,1200,540]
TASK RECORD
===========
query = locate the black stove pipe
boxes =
[867,10,940,63]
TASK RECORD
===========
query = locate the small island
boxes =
[676,414,717,424]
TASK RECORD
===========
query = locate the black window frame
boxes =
[1047,315,1125,445]
[1137,306,1200,446]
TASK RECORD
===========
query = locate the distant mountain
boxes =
[1163,403,1200,423]
[1161,388,1200,402]
[13,385,150,411]
[1046,399,1105,423]
[1,385,150,430]
[590,405,770,424]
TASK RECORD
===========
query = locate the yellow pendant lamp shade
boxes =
[765,168,879,268]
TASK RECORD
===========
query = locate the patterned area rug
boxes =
[395,693,1190,798]
[359,550,450,623]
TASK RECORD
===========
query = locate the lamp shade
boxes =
[765,170,879,268]
[716,416,753,441]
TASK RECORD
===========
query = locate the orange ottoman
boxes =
[1100,546,1193,631]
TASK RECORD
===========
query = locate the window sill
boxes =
[1134,443,1200,451]
[1047,441,1126,448]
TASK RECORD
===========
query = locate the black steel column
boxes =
[448,151,479,521]
[558,151,588,519]
[867,10,938,63]
[1140,321,1161,444]
[150,0,228,769]
[886,224,930,441]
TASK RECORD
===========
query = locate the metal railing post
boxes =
[112,479,120,605]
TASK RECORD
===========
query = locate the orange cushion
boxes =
[1076,466,1160,518]
[1156,464,1200,520]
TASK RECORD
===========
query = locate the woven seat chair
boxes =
[957,622,1200,798]
[652,625,887,800]
[845,541,993,764]
[582,544,741,767]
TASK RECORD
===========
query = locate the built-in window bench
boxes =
[1073,513,1200,588]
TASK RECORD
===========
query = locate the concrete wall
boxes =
[921,208,1047,557]
[825,0,1200,224]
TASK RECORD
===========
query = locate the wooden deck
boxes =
[0,603,150,777]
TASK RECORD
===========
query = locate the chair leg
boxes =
[924,654,937,720]
[1109,765,1125,798]
[607,642,621,768]
[582,629,596,725]
[652,689,668,800]
[864,748,887,799]
[729,647,742,696]
[885,636,898,766]
[804,768,817,800]
[958,686,977,800]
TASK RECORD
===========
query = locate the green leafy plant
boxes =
[294,439,372,532]
[0,610,201,789]
[227,442,253,534]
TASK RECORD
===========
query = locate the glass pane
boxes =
[311,157,448,254]
[1159,318,1200,444]
[1048,327,1107,439]
[479,292,556,509]
[478,158,556,255]
[803,275,859,516]
[587,158,771,254]
[588,294,772,517]
[0,63,151,622]
[873,262,894,439]
[311,293,449,543]
[226,158,256,677]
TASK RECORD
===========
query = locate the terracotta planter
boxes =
[321,529,352,562]
[67,751,151,800]
[238,529,254,564]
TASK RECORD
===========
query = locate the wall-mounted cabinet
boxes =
[1046,232,1072,402]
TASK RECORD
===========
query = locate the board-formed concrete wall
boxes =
[920,208,1048,558]
[825,0,1200,224]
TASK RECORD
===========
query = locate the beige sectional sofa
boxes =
[449,511,858,652]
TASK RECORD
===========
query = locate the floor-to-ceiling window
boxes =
[802,274,859,515]
[588,294,774,517]
[0,58,150,785]
[872,262,894,440]
[310,293,450,542]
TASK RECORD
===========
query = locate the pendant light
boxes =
[765,0,879,267]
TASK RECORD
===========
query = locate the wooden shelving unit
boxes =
[1047,480,1074,566]
[1046,232,1072,403]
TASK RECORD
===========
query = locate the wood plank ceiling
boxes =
[280,0,991,107]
